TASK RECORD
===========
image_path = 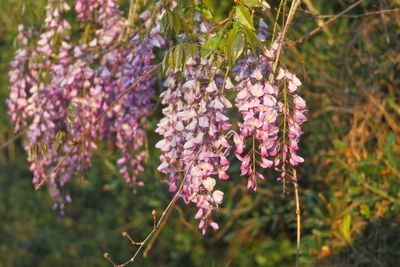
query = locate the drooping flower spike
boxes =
[156,57,232,234]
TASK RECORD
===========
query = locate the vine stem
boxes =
[270,0,302,81]
[201,18,229,36]
[142,198,177,258]
[128,0,139,26]
[293,169,301,267]
[267,1,303,265]
[281,81,288,196]
[35,63,162,190]
[0,130,25,151]
[270,0,286,46]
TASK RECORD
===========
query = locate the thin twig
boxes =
[35,63,162,190]
[363,182,400,205]
[266,2,303,265]
[212,195,263,242]
[128,0,139,25]
[0,130,25,151]
[270,0,286,46]
[116,149,202,266]
[293,169,301,267]
[303,0,332,42]
[201,18,229,36]
[295,0,366,45]
[301,8,399,18]
[269,0,302,82]
[143,199,177,257]
[174,205,202,237]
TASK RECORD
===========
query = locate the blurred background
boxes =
[0,0,399,266]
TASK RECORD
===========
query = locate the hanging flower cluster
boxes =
[156,57,232,234]
[230,43,307,191]
[8,1,77,213]
[231,54,279,190]
[276,68,307,168]
[7,0,164,211]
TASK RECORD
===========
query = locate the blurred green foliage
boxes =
[1,0,400,266]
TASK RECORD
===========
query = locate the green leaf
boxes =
[219,37,227,54]
[172,11,181,35]
[202,0,214,10]
[225,27,237,64]
[162,49,175,73]
[167,11,174,31]
[241,25,263,57]
[201,35,221,58]
[55,131,66,142]
[222,21,233,32]
[195,4,214,19]
[168,50,175,71]
[348,186,363,194]
[383,132,396,167]
[173,44,184,71]
[231,33,245,63]
[186,43,198,58]
[52,141,62,154]
[162,51,169,73]
[39,143,48,156]
[243,0,263,7]
[333,139,347,149]
[360,204,371,218]
[339,213,352,243]
[28,145,37,158]
[160,11,174,33]
[228,8,236,20]
[160,12,169,33]
[235,4,255,30]
[227,29,245,66]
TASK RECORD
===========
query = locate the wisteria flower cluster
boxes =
[231,46,307,192]
[156,57,233,234]
[7,0,164,212]
[8,1,76,213]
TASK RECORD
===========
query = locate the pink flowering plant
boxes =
[7,0,306,264]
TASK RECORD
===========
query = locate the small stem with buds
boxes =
[104,149,202,266]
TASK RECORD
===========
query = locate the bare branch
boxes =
[295,0,366,45]
[293,169,301,267]
[108,149,202,266]
[0,130,25,151]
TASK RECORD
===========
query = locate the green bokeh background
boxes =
[1,0,400,266]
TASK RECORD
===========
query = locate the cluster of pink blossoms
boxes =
[276,68,307,167]
[8,1,76,212]
[7,0,164,211]
[230,54,280,190]
[156,57,233,234]
[230,44,307,191]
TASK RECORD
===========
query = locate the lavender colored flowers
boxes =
[230,46,307,190]
[7,0,164,210]
[156,57,232,234]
